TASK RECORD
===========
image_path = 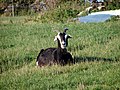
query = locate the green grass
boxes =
[0,17,120,90]
[0,62,120,90]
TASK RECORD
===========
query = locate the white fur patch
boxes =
[61,44,66,49]
[54,33,67,49]
[54,36,57,41]
[36,61,39,66]
[65,34,68,40]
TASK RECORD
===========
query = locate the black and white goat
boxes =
[36,28,74,66]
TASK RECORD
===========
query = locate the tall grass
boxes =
[0,17,120,89]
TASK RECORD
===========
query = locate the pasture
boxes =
[0,17,120,90]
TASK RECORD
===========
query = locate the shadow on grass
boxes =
[74,56,117,63]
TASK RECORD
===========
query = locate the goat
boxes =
[36,28,74,67]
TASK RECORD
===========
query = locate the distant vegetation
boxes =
[0,0,120,22]
[106,15,120,22]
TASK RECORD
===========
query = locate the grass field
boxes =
[0,17,120,90]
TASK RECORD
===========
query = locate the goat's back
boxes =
[37,48,56,66]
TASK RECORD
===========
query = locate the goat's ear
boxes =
[67,35,72,38]
[54,36,58,41]
[64,28,68,33]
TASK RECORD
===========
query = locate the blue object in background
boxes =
[97,0,104,2]
[79,14,112,23]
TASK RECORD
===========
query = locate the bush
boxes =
[39,8,79,23]
[30,1,83,23]
[106,0,120,10]
[106,15,120,22]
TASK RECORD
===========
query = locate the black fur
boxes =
[36,31,74,67]
[37,48,56,66]
[52,48,74,65]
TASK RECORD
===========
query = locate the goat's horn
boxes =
[53,30,60,33]
[64,28,68,33]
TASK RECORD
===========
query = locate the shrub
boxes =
[39,7,79,23]
[106,0,120,10]
[106,15,120,22]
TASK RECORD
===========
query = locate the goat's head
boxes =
[54,28,72,49]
